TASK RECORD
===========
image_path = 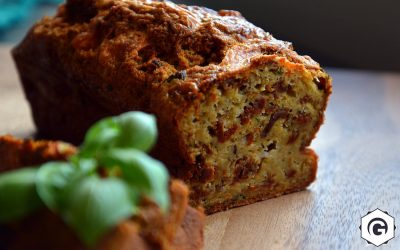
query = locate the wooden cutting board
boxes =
[1,45,399,250]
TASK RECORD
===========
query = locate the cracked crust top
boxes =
[28,0,325,98]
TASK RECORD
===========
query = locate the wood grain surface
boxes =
[0,45,399,250]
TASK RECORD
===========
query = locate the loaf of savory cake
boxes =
[0,136,204,250]
[13,0,332,213]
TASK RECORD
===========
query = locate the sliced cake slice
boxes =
[0,136,204,249]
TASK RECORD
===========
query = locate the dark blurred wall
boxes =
[176,0,400,71]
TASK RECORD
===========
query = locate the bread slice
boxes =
[0,136,204,250]
[12,0,332,213]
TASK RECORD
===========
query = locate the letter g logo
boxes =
[367,218,388,236]
[360,209,396,247]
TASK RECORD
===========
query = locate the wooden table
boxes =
[1,46,399,250]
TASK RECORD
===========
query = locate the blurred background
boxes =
[1,0,399,71]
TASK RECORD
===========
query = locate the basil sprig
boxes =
[0,112,169,246]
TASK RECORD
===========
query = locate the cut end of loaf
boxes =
[179,58,331,213]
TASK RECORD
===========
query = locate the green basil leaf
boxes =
[80,112,157,156]
[36,160,96,211]
[80,117,120,158]
[75,158,98,175]
[99,149,170,212]
[61,175,137,246]
[99,149,152,189]
[114,112,157,152]
[0,168,43,223]
[36,162,74,211]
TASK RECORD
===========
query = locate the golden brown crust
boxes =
[12,0,332,214]
[0,135,76,172]
[0,136,204,250]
